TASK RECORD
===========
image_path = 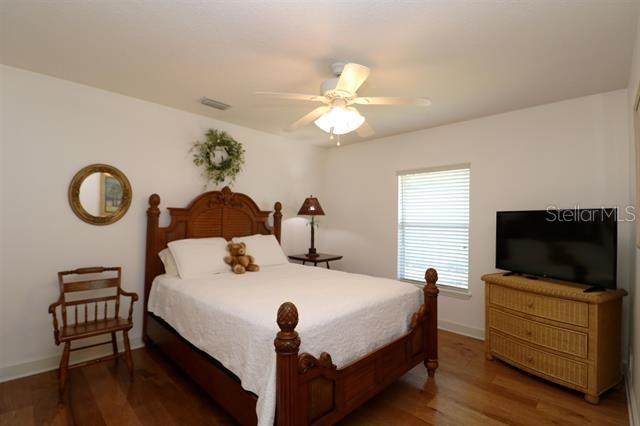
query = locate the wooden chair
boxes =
[48,266,138,394]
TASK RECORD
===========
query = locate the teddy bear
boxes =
[224,242,260,274]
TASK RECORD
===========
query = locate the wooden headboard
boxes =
[143,186,282,310]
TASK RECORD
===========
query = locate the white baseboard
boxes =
[627,370,639,426]
[438,319,484,341]
[0,336,144,383]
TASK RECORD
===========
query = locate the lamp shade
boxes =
[297,196,325,216]
[314,106,365,135]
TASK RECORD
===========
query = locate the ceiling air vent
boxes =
[200,97,231,111]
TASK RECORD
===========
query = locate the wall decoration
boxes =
[192,129,245,185]
[68,164,132,225]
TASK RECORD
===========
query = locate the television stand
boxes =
[583,286,606,293]
[483,273,627,404]
[503,272,539,280]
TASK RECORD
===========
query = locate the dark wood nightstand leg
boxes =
[313,261,318,266]
[302,260,306,265]
[326,262,331,269]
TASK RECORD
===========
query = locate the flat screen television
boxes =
[495,209,617,289]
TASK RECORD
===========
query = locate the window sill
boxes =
[401,279,472,300]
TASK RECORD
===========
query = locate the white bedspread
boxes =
[148,263,422,425]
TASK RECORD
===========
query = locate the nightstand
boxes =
[288,253,343,269]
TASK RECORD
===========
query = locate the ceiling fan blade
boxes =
[335,63,370,94]
[255,92,328,103]
[287,106,330,130]
[352,97,432,106]
[356,121,375,138]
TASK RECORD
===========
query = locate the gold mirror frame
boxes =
[68,164,132,225]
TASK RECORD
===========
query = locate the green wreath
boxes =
[192,129,245,185]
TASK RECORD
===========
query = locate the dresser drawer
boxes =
[489,308,588,358]
[489,285,589,327]
[490,331,588,389]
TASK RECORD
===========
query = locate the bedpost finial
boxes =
[275,302,300,354]
[149,193,160,208]
[424,268,439,298]
[148,194,161,216]
[277,302,298,332]
[425,268,438,285]
[273,202,283,244]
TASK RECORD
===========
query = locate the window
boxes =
[397,166,470,289]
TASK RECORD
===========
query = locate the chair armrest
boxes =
[49,296,63,345]
[118,289,139,320]
[48,297,62,314]
[118,288,139,302]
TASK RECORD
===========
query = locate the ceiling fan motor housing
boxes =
[331,62,347,76]
[321,62,352,97]
[321,78,340,96]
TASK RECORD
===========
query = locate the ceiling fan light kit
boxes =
[255,62,431,145]
[314,105,365,135]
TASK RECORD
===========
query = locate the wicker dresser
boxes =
[483,273,627,403]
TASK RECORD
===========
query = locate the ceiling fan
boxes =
[256,62,431,145]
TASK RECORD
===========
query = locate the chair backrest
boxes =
[57,266,122,327]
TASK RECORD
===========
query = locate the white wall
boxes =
[0,65,326,377]
[320,90,632,339]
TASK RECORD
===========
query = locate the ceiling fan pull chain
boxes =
[336,134,341,147]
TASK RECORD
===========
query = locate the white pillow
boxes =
[158,248,179,277]
[167,237,229,278]
[232,234,289,266]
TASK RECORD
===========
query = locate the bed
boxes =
[143,186,439,425]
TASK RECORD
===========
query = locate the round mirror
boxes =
[69,164,132,225]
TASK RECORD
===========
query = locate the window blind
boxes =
[398,166,470,289]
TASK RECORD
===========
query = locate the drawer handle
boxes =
[526,356,534,364]
[525,330,532,337]
[526,303,534,309]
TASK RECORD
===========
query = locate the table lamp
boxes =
[297,196,325,257]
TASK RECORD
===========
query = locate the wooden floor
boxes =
[0,330,629,425]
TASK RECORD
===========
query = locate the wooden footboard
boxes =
[274,268,439,425]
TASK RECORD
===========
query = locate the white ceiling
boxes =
[1,1,638,146]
